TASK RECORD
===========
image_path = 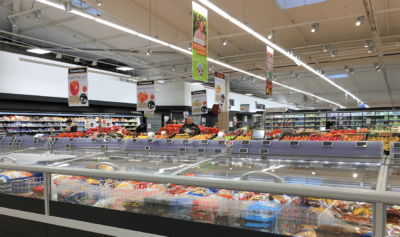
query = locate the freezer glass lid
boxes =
[178,154,381,189]
[387,165,400,192]
[45,153,210,175]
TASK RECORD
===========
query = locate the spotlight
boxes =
[368,45,374,53]
[92,61,97,66]
[62,1,73,12]
[209,64,214,71]
[172,65,176,71]
[350,69,354,74]
[220,38,227,45]
[273,75,277,81]
[56,53,62,59]
[356,16,364,26]
[74,57,80,62]
[377,67,381,71]
[94,0,102,6]
[364,40,370,48]
[323,44,330,52]
[296,54,301,60]
[317,68,322,74]
[296,73,300,78]
[344,66,349,71]
[290,71,294,76]
[33,10,41,20]
[311,23,319,32]
[287,49,293,55]
[252,77,256,82]
[243,76,246,81]
[331,50,337,57]
[189,42,192,50]
[268,30,274,39]
[375,63,380,68]
[27,48,51,54]
[147,48,152,55]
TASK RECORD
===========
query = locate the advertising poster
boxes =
[137,80,156,117]
[265,107,287,113]
[191,90,208,115]
[214,71,226,104]
[183,111,189,119]
[240,104,250,112]
[85,118,97,130]
[244,116,248,122]
[192,2,208,82]
[68,67,89,107]
[266,46,274,96]
[102,118,113,128]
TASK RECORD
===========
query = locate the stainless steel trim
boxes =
[0,156,18,163]
[239,171,285,183]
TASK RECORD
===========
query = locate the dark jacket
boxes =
[179,123,200,135]
[136,125,146,134]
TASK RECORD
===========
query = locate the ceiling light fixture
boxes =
[94,18,137,35]
[374,63,380,68]
[220,38,227,45]
[356,16,364,26]
[36,0,64,10]
[74,57,80,62]
[245,93,253,96]
[172,65,176,71]
[62,1,72,12]
[344,66,349,71]
[323,44,330,52]
[311,23,319,32]
[94,0,102,6]
[350,69,354,74]
[364,40,370,48]
[92,61,97,66]
[189,42,192,50]
[287,49,293,55]
[26,48,51,54]
[290,71,294,76]
[191,82,202,85]
[147,48,152,55]
[296,73,300,78]
[376,67,381,72]
[317,68,322,74]
[116,66,134,71]
[273,75,277,81]
[331,50,337,57]
[209,64,214,71]
[33,10,41,20]
[368,45,374,53]
[268,30,274,39]
[55,53,62,59]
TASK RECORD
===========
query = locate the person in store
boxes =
[136,123,146,134]
[166,119,173,125]
[238,123,243,128]
[179,117,200,135]
[63,119,78,132]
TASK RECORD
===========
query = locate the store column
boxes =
[218,75,229,131]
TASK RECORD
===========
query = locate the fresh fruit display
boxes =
[155,135,169,139]
[281,136,308,141]
[268,129,281,136]
[234,135,251,140]
[243,131,252,136]
[56,132,84,138]
[157,124,183,135]
[367,136,400,151]
[331,129,357,135]
[138,133,148,139]
[309,134,342,141]
[173,134,189,139]
[343,134,364,141]
[198,125,220,134]
[123,135,136,139]
[360,128,369,132]
[192,134,214,140]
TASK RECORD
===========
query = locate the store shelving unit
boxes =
[388,111,400,126]
[122,117,141,131]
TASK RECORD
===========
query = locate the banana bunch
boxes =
[367,136,400,151]
[123,135,135,139]
[216,84,222,93]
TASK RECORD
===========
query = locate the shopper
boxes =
[136,123,146,134]
[166,119,173,125]
[179,117,200,135]
[63,119,78,132]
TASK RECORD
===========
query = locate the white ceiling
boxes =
[0,0,399,109]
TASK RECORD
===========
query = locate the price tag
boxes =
[259,149,269,154]
[132,139,137,143]
[262,141,271,145]
[215,149,222,154]
[100,144,107,149]
[179,147,186,152]
[289,141,299,146]
[91,138,97,142]
[197,148,205,153]
[200,140,209,144]
[356,142,367,147]
[147,139,154,143]
[393,153,400,159]
[217,141,225,145]
[33,140,39,144]
[182,139,190,144]
[239,148,248,153]
[55,138,60,141]
[394,143,400,148]
[104,138,110,143]
[241,141,250,145]
[17,140,22,143]
[15,142,21,146]
[65,144,71,149]
[322,141,333,147]
[8,142,13,146]
[117,138,123,143]
[69,138,75,142]
[145,146,151,150]
[165,139,173,143]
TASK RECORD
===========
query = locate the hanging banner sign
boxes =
[191,90,208,115]
[240,104,250,112]
[137,80,156,117]
[214,72,226,104]
[265,107,287,113]
[192,2,208,82]
[102,119,113,128]
[85,118,97,130]
[68,67,89,107]
[266,46,274,96]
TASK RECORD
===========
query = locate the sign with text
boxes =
[137,80,156,117]
[191,90,208,115]
[240,104,250,112]
[68,67,88,107]
[85,118,97,130]
[192,2,208,82]
[214,72,226,104]
[265,107,287,113]
[266,46,274,96]
[102,119,113,128]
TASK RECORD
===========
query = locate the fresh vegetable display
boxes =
[309,134,342,141]
[234,135,251,140]
[281,136,309,141]
[268,129,281,136]
[343,135,364,141]
[155,135,169,139]
[173,134,189,139]
[192,134,214,140]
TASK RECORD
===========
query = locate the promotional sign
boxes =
[214,72,226,104]
[265,107,287,113]
[244,116,248,122]
[101,118,113,128]
[191,90,208,115]
[266,46,274,96]
[192,2,208,82]
[240,104,250,112]
[85,118,97,130]
[137,80,156,117]
[255,101,265,109]
[68,67,89,107]
[183,111,189,119]
[359,102,366,108]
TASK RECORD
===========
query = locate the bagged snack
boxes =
[315,223,371,237]
[0,171,34,183]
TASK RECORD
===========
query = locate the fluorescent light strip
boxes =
[138,34,170,46]
[170,45,193,54]
[71,10,95,20]
[36,0,64,9]
[94,18,138,35]
[198,0,361,102]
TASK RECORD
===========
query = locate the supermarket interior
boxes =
[0,0,400,237]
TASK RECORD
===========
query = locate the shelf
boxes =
[8,130,63,133]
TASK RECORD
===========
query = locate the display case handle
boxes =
[93,162,121,171]
[0,156,18,164]
[239,171,285,183]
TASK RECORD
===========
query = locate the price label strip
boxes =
[239,148,248,153]
[322,141,333,147]
[165,139,173,144]
[289,141,299,146]
[179,147,187,152]
[262,141,271,145]
[241,141,250,145]
[356,142,367,148]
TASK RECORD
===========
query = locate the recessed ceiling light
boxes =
[26,48,51,54]
[245,93,253,96]
[116,67,134,71]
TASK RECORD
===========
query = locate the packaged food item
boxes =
[315,223,371,237]
[169,194,198,221]
[0,171,34,183]
[0,171,35,195]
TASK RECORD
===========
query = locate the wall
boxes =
[0,51,137,104]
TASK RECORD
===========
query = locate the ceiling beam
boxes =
[19,15,82,34]
[363,0,394,106]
